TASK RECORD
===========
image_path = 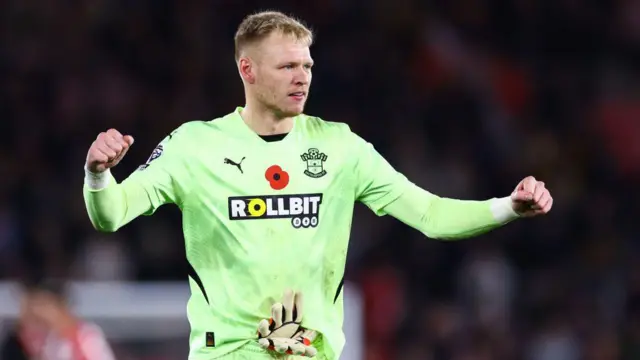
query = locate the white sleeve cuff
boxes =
[490,196,520,223]
[84,166,111,190]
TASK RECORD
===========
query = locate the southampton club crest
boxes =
[301,148,327,178]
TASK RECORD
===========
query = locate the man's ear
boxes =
[239,57,256,84]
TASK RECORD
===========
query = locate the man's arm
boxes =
[378,182,518,240]
[351,131,520,240]
[83,170,159,233]
[83,127,190,232]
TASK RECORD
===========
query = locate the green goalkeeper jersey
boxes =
[83,107,518,359]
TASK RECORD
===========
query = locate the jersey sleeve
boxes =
[83,124,193,232]
[347,127,519,239]
[350,130,409,215]
[380,180,519,240]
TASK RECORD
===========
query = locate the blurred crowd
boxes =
[1,0,639,359]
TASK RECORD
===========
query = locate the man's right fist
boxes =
[86,129,134,173]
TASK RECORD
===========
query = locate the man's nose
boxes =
[293,69,310,84]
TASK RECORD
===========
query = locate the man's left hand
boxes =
[510,176,553,217]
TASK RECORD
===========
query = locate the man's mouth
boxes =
[288,92,306,99]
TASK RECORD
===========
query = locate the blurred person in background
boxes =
[0,282,45,360]
[19,279,115,360]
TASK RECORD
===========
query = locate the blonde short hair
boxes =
[234,11,314,61]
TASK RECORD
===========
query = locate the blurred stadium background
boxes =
[1,0,639,359]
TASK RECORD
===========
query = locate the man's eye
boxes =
[283,65,293,70]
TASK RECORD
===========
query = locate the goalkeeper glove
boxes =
[259,328,318,357]
[256,290,318,357]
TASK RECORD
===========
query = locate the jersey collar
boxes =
[230,106,301,145]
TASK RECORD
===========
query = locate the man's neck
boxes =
[240,103,294,136]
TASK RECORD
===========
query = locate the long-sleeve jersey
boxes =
[83,107,519,360]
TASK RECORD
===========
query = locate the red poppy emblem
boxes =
[265,165,289,190]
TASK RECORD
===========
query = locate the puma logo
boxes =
[224,157,245,174]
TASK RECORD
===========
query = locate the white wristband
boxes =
[84,166,111,190]
[490,196,520,223]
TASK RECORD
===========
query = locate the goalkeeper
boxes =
[82,11,553,360]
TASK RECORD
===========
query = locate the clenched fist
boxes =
[86,129,134,173]
[510,176,553,217]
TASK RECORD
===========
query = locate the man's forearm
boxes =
[83,168,152,232]
[382,183,519,240]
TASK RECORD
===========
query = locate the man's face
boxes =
[247,32,313,117]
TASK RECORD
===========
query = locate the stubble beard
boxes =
[260,91,305,118]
